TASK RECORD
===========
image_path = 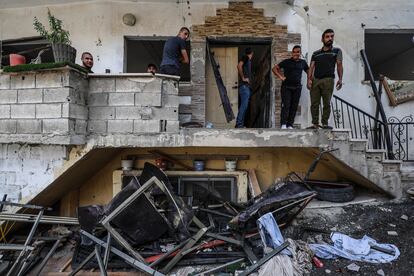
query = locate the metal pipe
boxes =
[34,238,61,276]
[94,245,108,276]
[7,209,44,276]
[360,49,394,159]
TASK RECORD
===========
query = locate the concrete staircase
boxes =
[329,129,403,199]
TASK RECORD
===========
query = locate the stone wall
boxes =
[0,68,180,144]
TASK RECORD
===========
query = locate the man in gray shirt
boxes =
[160,27,190,76]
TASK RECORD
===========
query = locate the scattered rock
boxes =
[388,223,396,227]
[330,226,337,232]
[387,231,398,236]
[325,269,331,274]
[377,268,385,276]
[315,234,327,244]
[400,214,408,220]
[347,263,360,272]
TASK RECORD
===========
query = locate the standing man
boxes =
[236,48,254,128]
[160,27,190,76]
[273,45,309,129]
[307,29,343,129]
[81,52,94,73]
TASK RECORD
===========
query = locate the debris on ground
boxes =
[377,268,385,276]
[346,262,360,272]
[387,231,398,236]
[0,151,410,275]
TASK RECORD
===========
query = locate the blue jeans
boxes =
[236,84,251,127]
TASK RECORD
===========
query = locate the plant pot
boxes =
[193,160,205,171]
[52,43,76,63]
[9,54,26,66]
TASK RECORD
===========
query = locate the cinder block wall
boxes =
[0,69,180,145]
[87,75,179,135]
[0,69,88,144]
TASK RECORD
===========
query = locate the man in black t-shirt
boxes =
[160,27,190,76]
[273,45,309,129]
[307,29,343,129]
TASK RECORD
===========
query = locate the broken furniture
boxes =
[0,201,73,276]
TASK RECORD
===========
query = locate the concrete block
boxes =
[17,89,43,103]
[42,118,74,134]
[35,103,62,118]
[166,120,180,133]
[89,77,115,93]
[115,106,142,119]
[109,93,135,106]
[0,105,10,118]
[87,93,108,106]
[43,87,72,103]
[152,107,178,120]
[133,120,160,133]
[162,79,178,95]
[115,78,145,92]
[0,89,17,104]
[89,106,115,120]
[108,120,133,133]
[16,119,42,134]
[0,120,17,133]
[11,104,36,118]
[162,94,180,107]
[143,78,163,93]
[35,71,64,88]
[139,107,153,120]
[0,74,11,89]
[75,120,87,134]
[135,93,161,107]
[62,103,88,119]
[88,120,107,133]
[10,74,36,89]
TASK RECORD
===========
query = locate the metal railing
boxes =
[388,115,414,161]
[331,95,414,161]
[331,95,390,154]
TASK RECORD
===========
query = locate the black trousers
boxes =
[160,65,180,76]
[280,84,302,127]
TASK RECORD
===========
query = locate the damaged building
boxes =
[0,0,413,275]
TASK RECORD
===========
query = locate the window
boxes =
[365,29,414,80]
[124,37,191,81]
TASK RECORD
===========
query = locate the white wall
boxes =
[0,144,67,202]
[1,0,413,122]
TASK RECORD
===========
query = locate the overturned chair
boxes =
[75,162,194,275]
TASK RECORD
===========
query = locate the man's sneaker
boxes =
[287,126,294,129]
[281,125,287,129]
[322,125,333,129]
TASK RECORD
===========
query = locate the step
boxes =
[331,128,351,141]
[365,149,386,162]
[349,138,368,152]
[381,159,402,173]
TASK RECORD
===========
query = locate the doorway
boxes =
[206,39,272,128]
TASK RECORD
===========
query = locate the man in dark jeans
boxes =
[272,45,309,129]
[236,48,254,128]
[307,29,343,129]
[160,27,190,76]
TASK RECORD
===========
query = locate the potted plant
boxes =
[33,9,76,63]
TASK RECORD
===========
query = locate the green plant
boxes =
[33,9,71,45]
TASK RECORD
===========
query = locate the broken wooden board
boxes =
[247,169,262,198]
